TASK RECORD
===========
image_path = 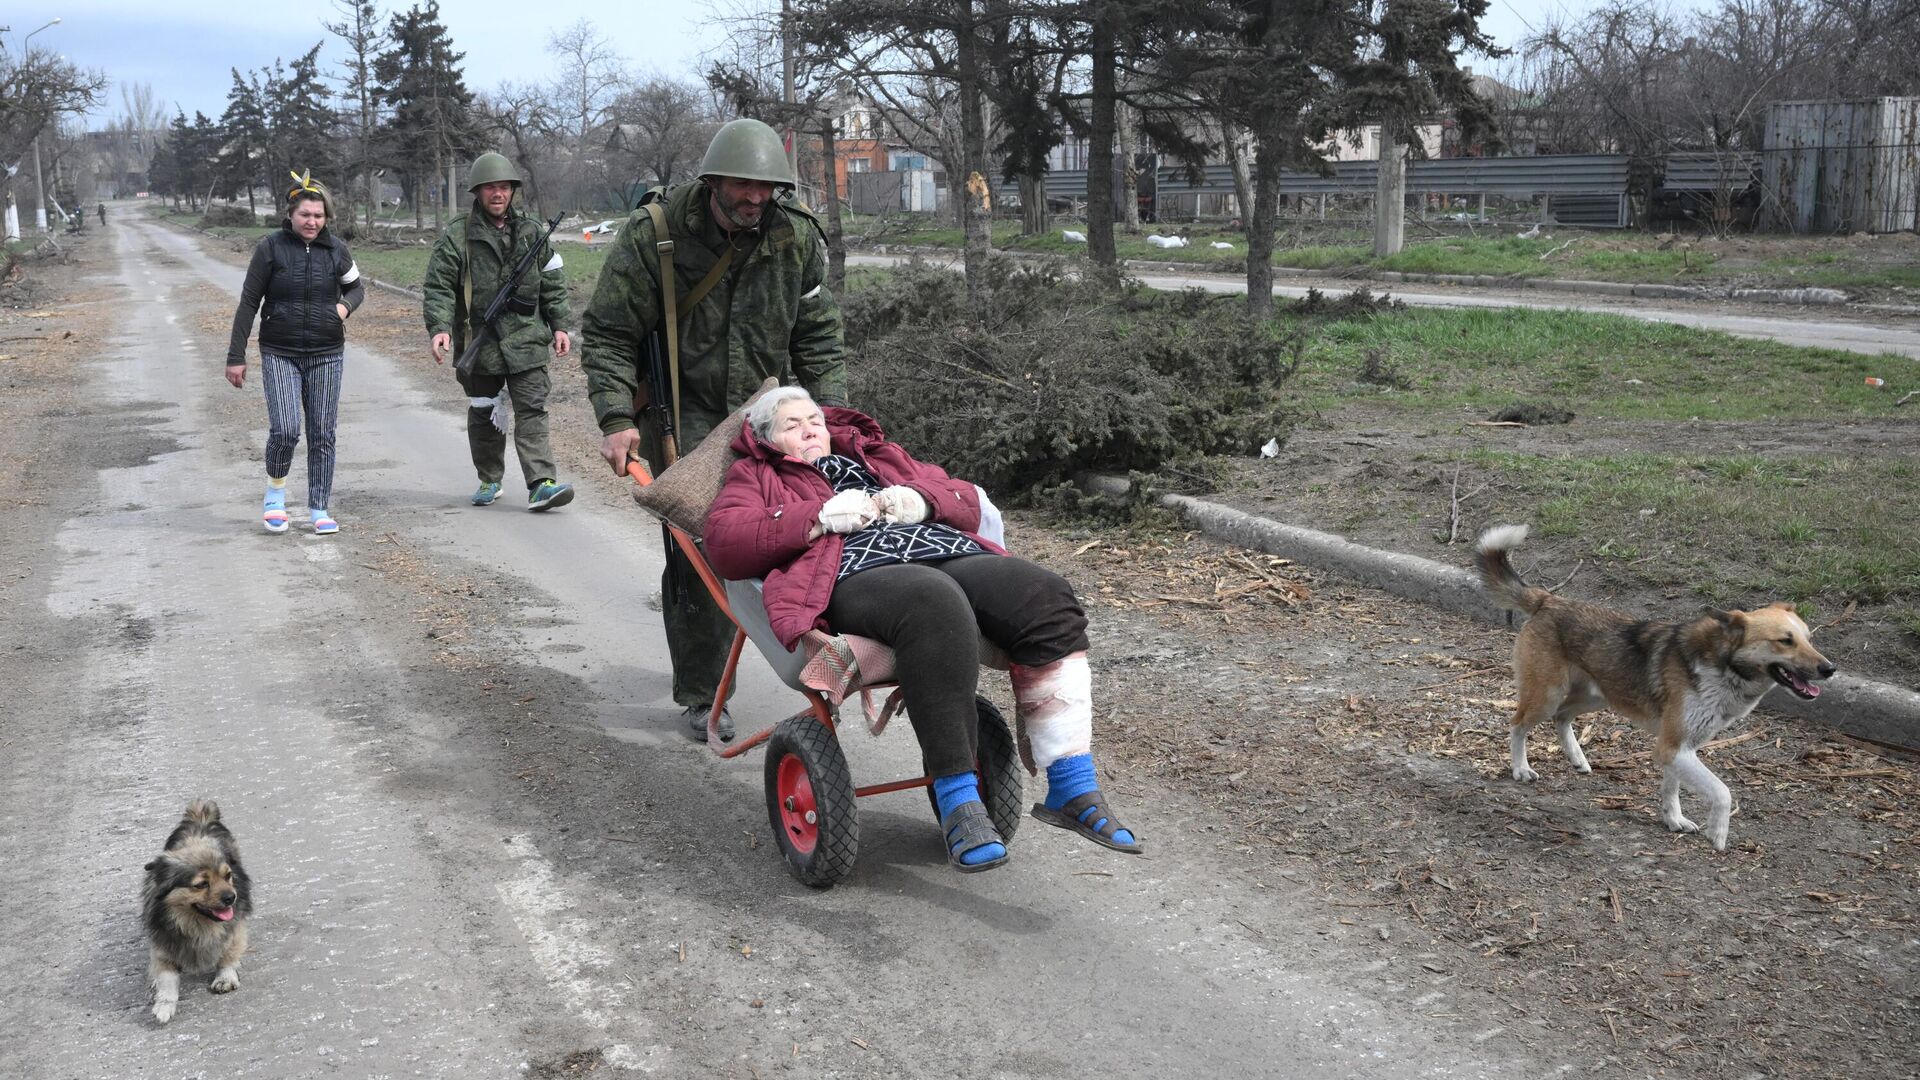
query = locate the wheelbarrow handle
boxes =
[626,456,653,486]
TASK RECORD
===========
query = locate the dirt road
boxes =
[0,222,1567,1078]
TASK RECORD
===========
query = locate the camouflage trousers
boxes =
[643,417,734,709]
[458,365,557,490]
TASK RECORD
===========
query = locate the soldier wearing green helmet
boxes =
[423,151,576,512]
[581,117,848,741]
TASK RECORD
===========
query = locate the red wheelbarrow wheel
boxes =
[765,712,859,887]
[925,697,1025,840]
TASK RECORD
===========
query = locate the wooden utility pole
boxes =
[1374,128,1405,257]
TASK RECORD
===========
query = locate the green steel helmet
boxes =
[466,151,522,192]
[698,119,795,188]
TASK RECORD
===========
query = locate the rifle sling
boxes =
[641,200,743,442]
[459,227,472,358]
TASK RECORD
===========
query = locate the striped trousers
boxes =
[260,349,344,510]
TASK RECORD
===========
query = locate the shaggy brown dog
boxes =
[1476,525,1835,850]
[142,799,252,1023]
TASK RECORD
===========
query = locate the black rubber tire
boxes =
[764,712,859,888]
[926,696,1025,841]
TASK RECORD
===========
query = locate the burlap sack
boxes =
[630,378,782,536]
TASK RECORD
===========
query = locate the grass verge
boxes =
[309,242,611,300]
[151,207,269,243]
[1291,305,1906,420]
[863,217,1918,291]
[836,267,1907,422]
[1449,448,1920,611]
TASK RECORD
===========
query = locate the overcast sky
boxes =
[6,0,1714,128]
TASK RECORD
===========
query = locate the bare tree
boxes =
[0,37,108,230]
[326,0,386,229]
[705,1,864,288]
[1518,0,1918,162]
[88,83,168,199]
[478,81,559,212]
[547,18,627,210]
[609,74,719,192]
[788,0,1005,312]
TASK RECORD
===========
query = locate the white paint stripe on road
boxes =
[496,834,660,1073]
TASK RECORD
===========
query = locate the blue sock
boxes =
[1045,753,1135,847]
[932,772,1005,867]
[263,481,287,510]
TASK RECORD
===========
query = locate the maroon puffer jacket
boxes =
[703,407,1006,649]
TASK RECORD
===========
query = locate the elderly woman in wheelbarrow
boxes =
[703,387,1142,873]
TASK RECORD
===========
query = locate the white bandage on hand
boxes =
[874,485,928,525]
[469,395,510,433]
[818,489,880,534]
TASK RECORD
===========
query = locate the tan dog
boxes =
[1475,525,1834,850]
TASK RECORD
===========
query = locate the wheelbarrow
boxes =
[628,459,1023,888]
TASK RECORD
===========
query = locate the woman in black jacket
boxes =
[225,176,365,534]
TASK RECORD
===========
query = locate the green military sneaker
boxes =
[472,482,502,506]
[528,479,574,512]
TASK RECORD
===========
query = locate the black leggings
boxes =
[822,554,1088,777]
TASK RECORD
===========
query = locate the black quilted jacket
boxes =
[225,222,366,364]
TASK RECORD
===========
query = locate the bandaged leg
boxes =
[1010,652,1094,774]
[1011,653,1139,851]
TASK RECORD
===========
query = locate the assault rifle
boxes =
[639,327,679,469]
[453,211,565,378]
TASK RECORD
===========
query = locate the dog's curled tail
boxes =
[1475,525,1550,615]
[183,799,222,826]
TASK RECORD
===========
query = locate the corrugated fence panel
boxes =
[1867,99,1920,232]
[1761,98,1920,233]
[1661,153,1759,189]
[997,154,1641,202]
[1547,194,1628,228]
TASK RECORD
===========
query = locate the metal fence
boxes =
[1760,99,1919,233]
[989,153,1771,229]
[847,168,946,214]
[920,120,1916,234]
[994,154,1659,202]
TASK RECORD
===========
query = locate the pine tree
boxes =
[375,1,476,228]
[189,111,228,209]
[154,110,224,211]
[220,69,271,213]
[267,44,337,195]
[148,111,190,208]
[1157,0,1496,315]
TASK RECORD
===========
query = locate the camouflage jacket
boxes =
[422,204,570,375]
[579,179,847,449]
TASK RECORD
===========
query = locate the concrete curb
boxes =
[856,243,1857,307]
[1855,302,1920,317]
[369,277,424,301]
[1082,473,1920,749]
